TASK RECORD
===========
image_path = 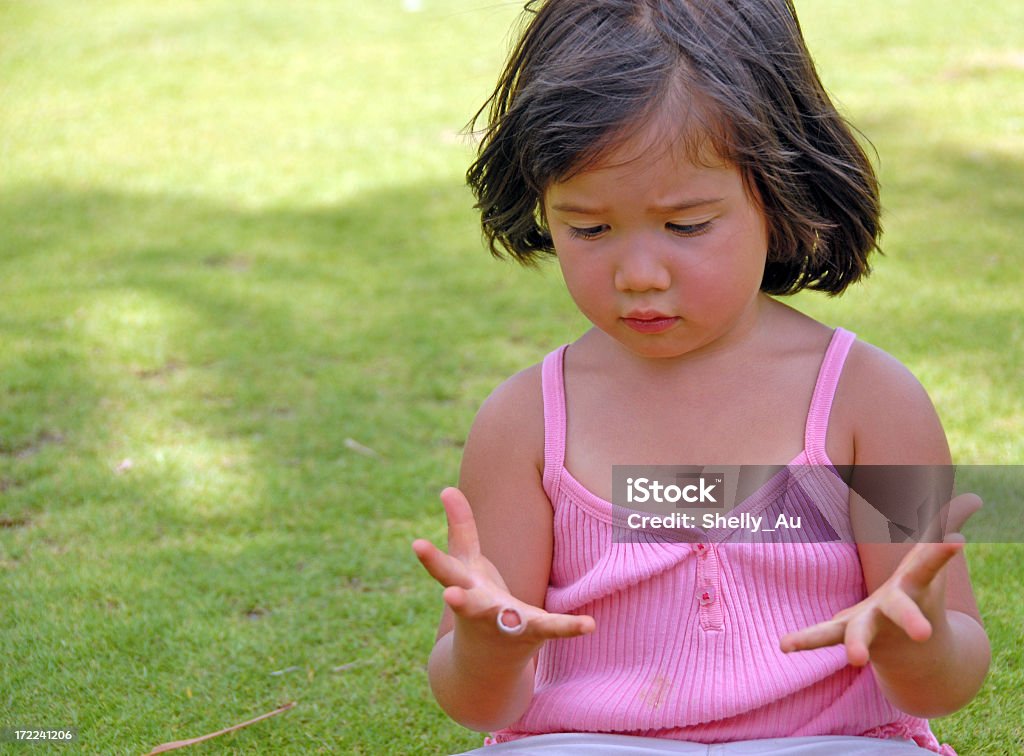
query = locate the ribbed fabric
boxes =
[493,329,954,756]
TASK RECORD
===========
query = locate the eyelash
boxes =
[566,225,608,240]
[667,222,713,238]
[567,222,713,240]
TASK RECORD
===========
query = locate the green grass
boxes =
[1,0,1021,753]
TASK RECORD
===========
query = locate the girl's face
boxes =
[543,127,771,361]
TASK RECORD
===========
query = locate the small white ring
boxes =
[496,606,525,636]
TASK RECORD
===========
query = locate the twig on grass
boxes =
[331,658,372,673]
[144,701,296,754]
[343,438,382,459]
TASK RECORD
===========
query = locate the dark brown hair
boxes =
[466,0,881,295]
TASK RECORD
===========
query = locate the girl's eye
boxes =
[567,225,608,240]
[667,221,712,237]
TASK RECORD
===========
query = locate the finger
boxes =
[943,493,982,535]
[780,619,845,653]
[442,585,485,617]
[440,487,482,560]
[411,538,474,589]
[527,612,596,639]
[878,589,932,643]
[442,585,472,617]
[843,610,878,667]
[900,541,963,590]
[442,583,510,621]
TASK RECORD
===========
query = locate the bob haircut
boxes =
[466,0,881,295]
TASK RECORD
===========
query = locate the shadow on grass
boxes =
[0,176,566,505]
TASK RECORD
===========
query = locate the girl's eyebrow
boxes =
[549,198,725,215]
[648,198,725,213]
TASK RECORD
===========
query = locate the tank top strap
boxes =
[540,345,570,501]
[804,327,857,465]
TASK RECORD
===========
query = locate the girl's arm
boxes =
[412,366,594,731]
[781,341,991,718]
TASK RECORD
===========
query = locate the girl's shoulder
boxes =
[756,306,949,466]
[476,360,545,418]
[763,303,938,423]
[833,335,951,466]
[465,361,546,473]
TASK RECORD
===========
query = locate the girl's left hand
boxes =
[779,540,963,666]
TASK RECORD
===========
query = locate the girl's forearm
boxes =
[870,610,990,718]
[428,629,538,732]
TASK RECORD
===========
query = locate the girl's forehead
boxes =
[599,131,726,174]
[564,97,735,179]
[545,150,744,217]
[553,120,735,191]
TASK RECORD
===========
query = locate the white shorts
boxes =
[454,733,934,755]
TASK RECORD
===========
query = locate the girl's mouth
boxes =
[621,315,681,334]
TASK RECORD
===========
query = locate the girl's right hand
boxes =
[412,487,596,645]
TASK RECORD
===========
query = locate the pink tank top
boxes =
[492,328,954,755]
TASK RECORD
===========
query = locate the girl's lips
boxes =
[622,315,680,334]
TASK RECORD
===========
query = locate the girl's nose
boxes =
[613,245,671,293]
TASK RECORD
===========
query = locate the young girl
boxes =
[412,1,990,753]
